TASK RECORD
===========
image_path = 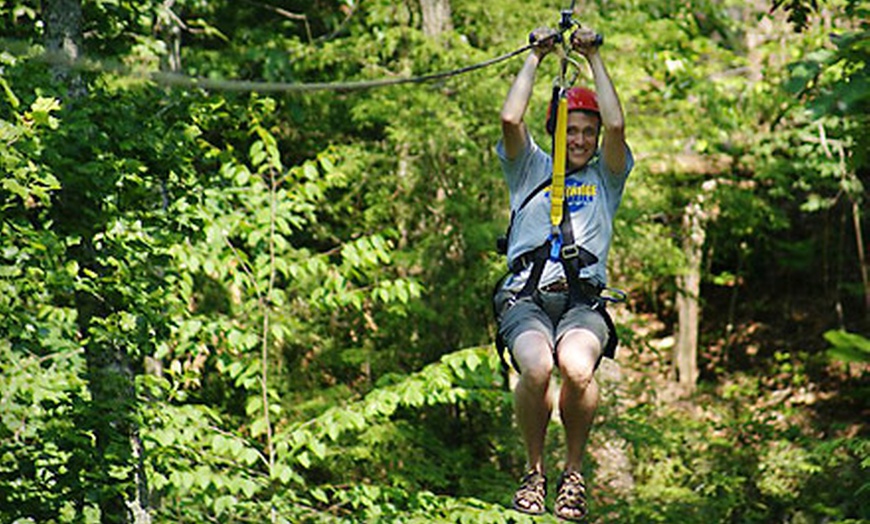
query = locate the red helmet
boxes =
[565,87,599,113]
[546,87,599,134]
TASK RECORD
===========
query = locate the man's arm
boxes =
[572,28,627,176]
[501,28,558,161]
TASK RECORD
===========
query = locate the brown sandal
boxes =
[512,469,547,515]
[554,469,588,521]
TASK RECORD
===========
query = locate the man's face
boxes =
[565,111,600,170]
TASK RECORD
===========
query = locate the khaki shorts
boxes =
[494,288,611,363]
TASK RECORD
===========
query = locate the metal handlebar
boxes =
[528,0,604,92]
[527,14,603,50]
[528,31,563,46]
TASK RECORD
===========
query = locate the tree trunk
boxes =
[157,0,183,72]
[853,199,870,321]
[78,314,143,524]
[674,196,707,392]
[420,0,452,38]
[44,1,150,522]
[42,0,86,97]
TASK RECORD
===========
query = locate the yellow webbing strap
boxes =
[550,96,568,228]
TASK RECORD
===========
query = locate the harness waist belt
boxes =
[509,243,598,274]
[540,279,602,297]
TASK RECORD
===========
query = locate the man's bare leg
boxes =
[513,331,555,473]
[510,330,555,514]
[557,328,601,472]
[553,328,601,520]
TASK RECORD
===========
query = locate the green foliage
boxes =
[595,386,870,523]
[141,347,526,522]
[824,330,870,364]
[0,80,98,522]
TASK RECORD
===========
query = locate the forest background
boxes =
[0,0,867,523]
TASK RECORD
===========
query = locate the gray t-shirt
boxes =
[496,132,633,292]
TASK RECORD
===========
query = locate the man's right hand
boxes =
[529,27,560,58]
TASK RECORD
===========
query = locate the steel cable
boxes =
[151,44,534,92]
[11,39,535,94]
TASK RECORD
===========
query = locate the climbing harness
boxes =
[492,3,625,382]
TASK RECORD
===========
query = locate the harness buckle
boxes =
[560,244,580,260]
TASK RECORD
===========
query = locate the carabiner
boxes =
[599,287,628,304]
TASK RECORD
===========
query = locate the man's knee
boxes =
[556,329,601,389]
[512,331,554,386]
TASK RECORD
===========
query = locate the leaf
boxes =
[303,162,318,181]
[250,140,267,169]
[28,96,61,129]
[309,438,327,460]
[214,495,238,516]
[297,450,311,469]
[194,465,213,489]
[824,330,870,363]
[251,416,270,438]
[239,478,259,498]
[465,351,481,373]
[242,447,262,466]
[310,487,329,504]
[273,463,297,484]
[211,434,228,455]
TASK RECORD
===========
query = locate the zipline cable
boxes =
[11,38,536,94]
[151,44,536,92]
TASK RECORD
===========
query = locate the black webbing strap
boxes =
[557,198,594,306]
[516,243,550,301]
[498,177,553,256]
[557,204,619,358]
[491,272,512,390]
[493,241,549,390]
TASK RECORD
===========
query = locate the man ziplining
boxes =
[492,20,633,521]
